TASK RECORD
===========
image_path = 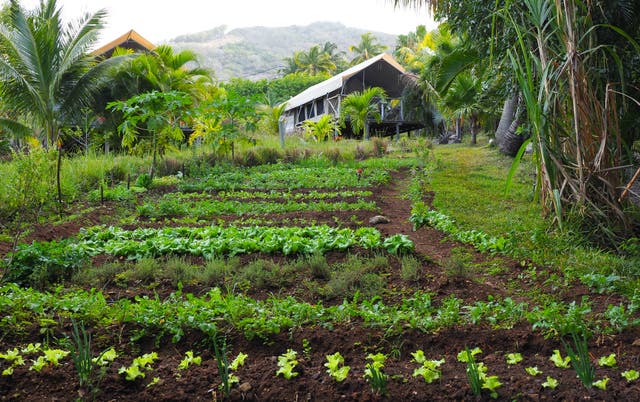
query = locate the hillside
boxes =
[165,22,398,81]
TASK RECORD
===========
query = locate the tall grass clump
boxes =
[504,0,639,246]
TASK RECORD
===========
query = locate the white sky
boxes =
[12,0,437,47]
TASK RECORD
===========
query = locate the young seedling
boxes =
[118,352,158,381]
[542,376,559,389]
[622,370,640,382]
[177,351,202,370]
[598,353,616,368]
[505,352,523,365]
[224,352,248,387]
[482,375,502,399]
[593,377,609,390]
[411,350,445,384]
[549,349,571,368]
[30,349,70,372]
[363,353,388,395]
[525,366,542,376]
[0,348,25,375]
[458,347,484,396]
[324,352,350,382]
[276,349,299,379]
[92,348,117,367]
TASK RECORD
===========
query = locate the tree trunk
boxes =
[470,115,478,145]
[455,118,462,140]
[151,133,157,180]
[499,107,525,157]
[364,122,370,140]
[495,94,518,148]
[56,145,62,204]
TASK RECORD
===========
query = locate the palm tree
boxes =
[339,87,387,140]
[293,45,337,76]
[349,33,388,65]
[0,0,124,202]
[442,71,482,144]
[302,114,339,142]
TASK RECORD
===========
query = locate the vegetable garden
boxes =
[1,142,640,401]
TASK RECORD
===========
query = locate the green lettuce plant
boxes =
[324,352,350,382]
[411,350,444,383]
[542,376,559,389]
[118,352,158,381]
[622,370,639,382]
[276,349,299,379]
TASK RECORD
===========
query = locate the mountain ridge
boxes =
[165,22,398,81]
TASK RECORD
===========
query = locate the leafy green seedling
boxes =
[542,376,559,389]
[457,347,482,363]
[364,353,388,395]
[2,367,14,376]
[622,370,640,382]
[178,351,202,370]
[229,352,248,371]
[482,375,502,399]
[324,352,350,382]
[525,366,542,376]
[43,349,69,366]
[30,349,70,372]
[593,377,609,390]
[20,343,42,354]
[0,348,24,366]
[276,349,299,379]
[92,347,117,366]
[411,350,444,384]
[146,376,160,387]
[118,352,158,381]
[550,349,571,368]
[598,353,616,367]
[505,353,523,365]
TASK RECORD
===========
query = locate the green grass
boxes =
[429,145,543,238]
[428,143,640,297]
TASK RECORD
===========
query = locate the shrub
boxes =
[371,137,388,156]
[135,173,153,189]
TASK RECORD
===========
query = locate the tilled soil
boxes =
[1,169,640,401]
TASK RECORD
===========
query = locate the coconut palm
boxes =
[349,33,388,65]
[293,45,337,76]
[339,87,387,140]
[0,0,125,202]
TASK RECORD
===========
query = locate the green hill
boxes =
[165,22,398,81]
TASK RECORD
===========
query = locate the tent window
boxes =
[306,103,314,118]
[316,101,324,115]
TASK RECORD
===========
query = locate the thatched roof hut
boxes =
[92,30,155,59]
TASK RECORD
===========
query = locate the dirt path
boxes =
[373,169,459,262]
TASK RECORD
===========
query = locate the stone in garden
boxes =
[369,215,390,224]
[238,382,252,393]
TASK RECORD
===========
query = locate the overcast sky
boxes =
[12,0,436,47]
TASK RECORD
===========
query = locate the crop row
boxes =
[179,166,391,191]
[137,197,377,219]
[172,189,374,201]
[2,342,635,398]
[3,226,413,287]
[0,285,635,345]
[410,202,508,254]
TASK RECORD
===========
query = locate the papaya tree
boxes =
[108,90,192,179]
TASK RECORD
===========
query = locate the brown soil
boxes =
[1,169,640,401]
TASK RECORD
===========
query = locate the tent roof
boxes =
[284,53,406,112]
[92,29,156,58]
